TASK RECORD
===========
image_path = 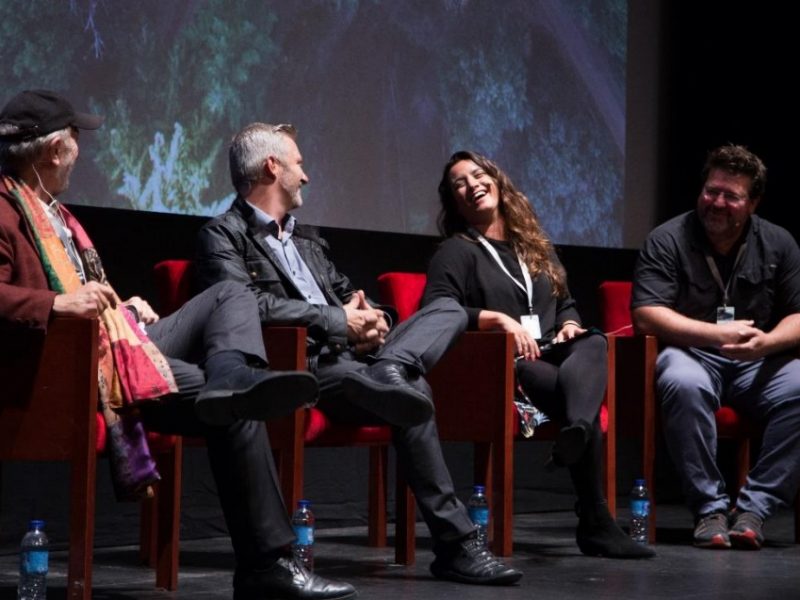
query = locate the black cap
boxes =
[0,89,104,141]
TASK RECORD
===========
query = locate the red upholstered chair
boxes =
[377,272,617,556]
[152,260,413,564]
[599,280,800,543]
[0,318,182,599]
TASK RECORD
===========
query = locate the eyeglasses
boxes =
[702,186,747,204]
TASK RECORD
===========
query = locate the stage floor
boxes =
[0,504,797,599]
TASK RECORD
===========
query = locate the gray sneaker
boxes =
[729,510,765,550]
[693,511,731,549]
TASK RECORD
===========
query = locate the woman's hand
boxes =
[555,321,585,343]
[478,310,540,361]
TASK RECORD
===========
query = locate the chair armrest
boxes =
[428,331,516,442]
[0,317,99,460]
[262,326,308,371]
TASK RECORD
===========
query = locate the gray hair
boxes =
[229,122,297,196]
[0,127,72,175]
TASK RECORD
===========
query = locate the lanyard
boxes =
[470,229,534,313]
[704,243,747,306]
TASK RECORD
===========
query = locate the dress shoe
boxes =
[575,501,656,559]
[196,366,318,426]
[340,361,433,427]
[233,556,357,599]
[430,535,523,585]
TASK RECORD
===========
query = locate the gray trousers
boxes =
[140,281,295,570]
[657,346,800,519]
[313,297,476,551]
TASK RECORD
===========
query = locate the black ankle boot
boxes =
[575,502,656,559]
[548,419,592,469]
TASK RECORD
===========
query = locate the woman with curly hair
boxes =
[423,150,653,559]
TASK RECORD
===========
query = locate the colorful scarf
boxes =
[4,175,178,500]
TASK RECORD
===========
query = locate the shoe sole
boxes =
[430,566,523,586]
[729,529,763,550]
[577,540,656,559]
[693,534,731,549]
[196,372,318,426]
[340,371,433,427]
[234,588,357,600]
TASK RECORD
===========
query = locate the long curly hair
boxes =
[437,150,566,297]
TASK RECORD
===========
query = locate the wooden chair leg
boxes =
[735,437,751,490]
[154,440,182,590]
[368,445,388,547]
[605,336,617,517]
[641,336,658,544]
[394,466,416,565]
[67,453,96,600]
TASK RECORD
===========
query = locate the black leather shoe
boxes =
[430,536,522,586]
[233,556,357,599]
[196,366,319,426]
[341,361,433,427]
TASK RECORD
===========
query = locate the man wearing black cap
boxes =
[0,90,357,600]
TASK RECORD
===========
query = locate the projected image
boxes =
[0,0,625,247]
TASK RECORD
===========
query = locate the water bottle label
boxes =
[22,550,48,574]
[631,499,650,518]
[293,525,314,546]
[468,507,489,526]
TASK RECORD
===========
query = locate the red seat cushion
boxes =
[304,408,392,445]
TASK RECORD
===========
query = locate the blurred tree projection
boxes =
[0,0,626,246]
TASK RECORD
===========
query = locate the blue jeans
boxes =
[657,346,800,519]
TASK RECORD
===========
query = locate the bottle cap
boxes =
[28,519,45,531]
[634,478,646,486]
[473,484,485,493]
[298,499,311,508]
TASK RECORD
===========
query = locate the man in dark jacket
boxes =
[196,122,522,586]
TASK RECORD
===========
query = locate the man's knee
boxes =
[657,349,717,414]
[420,297,468,330]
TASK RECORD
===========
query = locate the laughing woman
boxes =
[422,150,654,559]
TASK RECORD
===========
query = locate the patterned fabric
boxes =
[3,175,177,500]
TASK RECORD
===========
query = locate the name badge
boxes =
[716,306,735,323]
[521,314,542,339]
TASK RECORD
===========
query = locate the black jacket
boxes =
[196,196,357,353]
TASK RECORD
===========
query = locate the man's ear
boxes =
[45,135,66,166]
[264,155,281,179]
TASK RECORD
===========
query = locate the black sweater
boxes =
[422,236,581,342]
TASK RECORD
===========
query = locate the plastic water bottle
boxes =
[18,520,48,600]
[467,485,490,549]
[291,500,315,571]
[629,478,650,544]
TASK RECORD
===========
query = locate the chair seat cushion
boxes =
[304,408,393,445]
[715,406,754,436]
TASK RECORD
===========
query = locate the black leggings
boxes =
[516,332,609,506]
